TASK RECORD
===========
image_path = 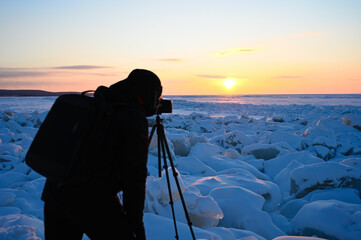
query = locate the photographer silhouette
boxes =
[41,69,162,240]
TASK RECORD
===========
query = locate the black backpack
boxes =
[25,87,115,185]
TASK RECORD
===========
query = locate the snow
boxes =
[260,131,305,151]
[0,95,361,240]
[290,162,361,198]
[209,186,285,239]
[342,114,361,131]
[175,156,217,176]
[291,200,361,240]
[241,143,292,160]
[0,215,44,240]
[219,131,254,153]
[167,134,191,156]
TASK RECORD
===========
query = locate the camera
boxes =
[156,98,172,114]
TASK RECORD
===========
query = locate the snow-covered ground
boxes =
[0,95,361,240]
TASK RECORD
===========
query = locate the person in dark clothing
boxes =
[42,69,162,240]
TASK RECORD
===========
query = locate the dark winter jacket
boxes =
[42,83,150,239]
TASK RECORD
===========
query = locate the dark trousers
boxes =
[44,195,135,240]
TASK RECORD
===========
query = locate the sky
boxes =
[0,0,360,95]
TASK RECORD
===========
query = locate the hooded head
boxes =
[110,69,162,116]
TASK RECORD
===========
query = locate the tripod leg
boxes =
[149,124,157,143]
[159,135,180,240]
[160,130,196,240]
[157,127,162,178]
[149,123,162,177]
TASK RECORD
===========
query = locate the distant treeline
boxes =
[0,89,79,97]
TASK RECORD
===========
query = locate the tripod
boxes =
[149,115,196,240]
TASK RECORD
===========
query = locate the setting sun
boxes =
[223,79,236,89]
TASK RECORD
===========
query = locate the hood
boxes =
[109,69,162,116]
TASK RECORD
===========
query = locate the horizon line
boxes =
[0,89,360,96]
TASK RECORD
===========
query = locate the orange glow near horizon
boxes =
[1,64,360,95]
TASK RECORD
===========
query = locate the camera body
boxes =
[156,98,172,114]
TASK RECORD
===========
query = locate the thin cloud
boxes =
[157,59,185,62]
[212,48,259,57]
[52,65,112,70]
[0,70,49,78]
[274,75,302,79]
[87,72,119,77]
[0,67,118,80]
[196,75,226,79]
[0,79,65,88]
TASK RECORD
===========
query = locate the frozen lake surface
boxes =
[1,94,360,115]
[0,95,361,240]
[171,94,361,106]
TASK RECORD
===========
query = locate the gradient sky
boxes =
[1,0,360,95]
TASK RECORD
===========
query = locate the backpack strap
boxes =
[81,90,95,96]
